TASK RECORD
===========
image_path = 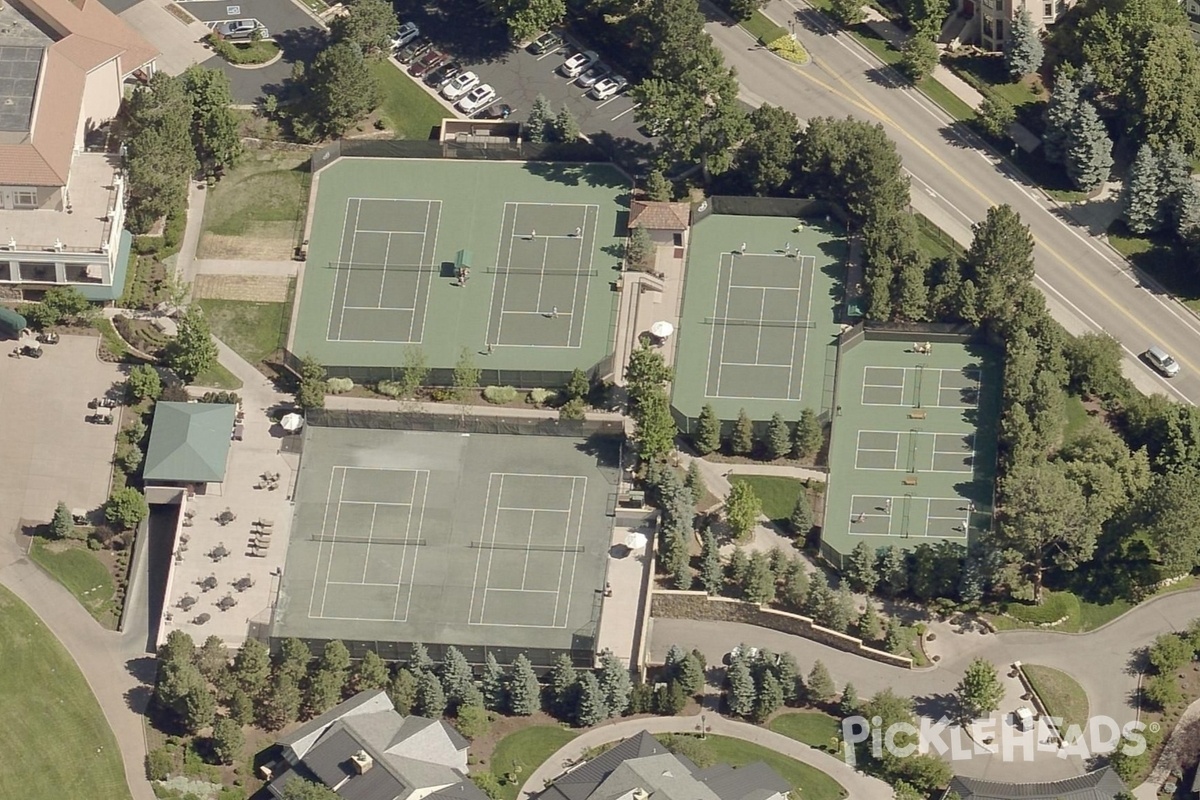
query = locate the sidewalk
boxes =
[323,392,625,421]
[172,181,207,286]
[517,712,892,800]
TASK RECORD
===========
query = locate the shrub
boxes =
[430,387,455,402]
[483,385,518,404]
[559,397,586,420]
[528,388,555,405]
[766,35,807,63]
[377,380,403,397]
[327,377,354,394]
[146,746,174,781]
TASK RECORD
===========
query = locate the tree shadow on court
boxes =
[575,433,622,470]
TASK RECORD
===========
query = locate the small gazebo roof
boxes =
[629,200,691,231]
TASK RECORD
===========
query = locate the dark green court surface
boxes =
[290,159,630,384]
[820,334,1002,567]
[672,213,846,426]
[273,425,619,663]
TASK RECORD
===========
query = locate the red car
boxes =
[409,49,446,78]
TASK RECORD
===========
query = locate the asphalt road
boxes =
[706,0,1200,405]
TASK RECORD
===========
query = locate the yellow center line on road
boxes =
[780,46,1200,380]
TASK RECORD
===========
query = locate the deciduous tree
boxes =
[305,41,380,138]
[738,105,799,195]
[978,95,1015,140]
[955,658,1004,720]
[180,66,242,174]
[125,73,197,231]
[167,304,218,383]
[900,35,938,82]
[105,486,148,531]
[725,481,761,542]
[330,0,398,56]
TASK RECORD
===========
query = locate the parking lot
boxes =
[178,0,325,103]
[0,335,124,532]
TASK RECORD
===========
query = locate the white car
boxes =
[391,21,419,50]
[560,50,598,78]
[442,71,480,100]
[216,18,268,39]
[590,75,627,100]
[457,84,496,114]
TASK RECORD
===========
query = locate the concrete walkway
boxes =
[517,712,891,800]
[324,392,625,421]
[173,181,208,287]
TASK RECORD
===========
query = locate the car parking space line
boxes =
[610,104,638,121]
[536,50,561,61]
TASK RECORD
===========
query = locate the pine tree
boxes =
[645,168,673,202]
[50,501,72,540]
[482,653,507,712]
[676,652,705,695]
[1177,182,1200,242]
[839,682,860,715]
[766,413,792,460]
[183,683,216,734]
[553,105,580,142]
[575,672,607,726]
[389,668,417,715]
[231,638,271,696]
[508,654,541,715]
[1123,143,1165,234]
[885,617,905,653]
[789,492,813,537]
[1161,142,1194,229]
[780,558,809,609]
[354,651,390,692]
[1065,99,1112,192]
[1004,8,1043,78]
[684,460,705,506]
[806,661,835,702]
[440,646,474,708]
[858,602,885,642]
[846,541,879,592]
[1043,76,1079,165]
[753,671,784,721]
[526,94,551,143]
[731,409,754,455]
[409,642,434,673]
[415,670,447,717]
[261,674,302,730]
[829,0,864,25]
[700,529,723,595]
[744,551,777,604]
[827,584,856,632]
[879,546,909,596]
[598,653,632,717]
[727,659,755,717]
[729,546,750,588]
[775,652,800,703]
[694,404,721,455]
[793,408,822,458]
[804,571,834,620]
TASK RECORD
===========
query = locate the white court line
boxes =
[795,256,813,401]
[498,505,572,512]
[568,205,595,348]
[341,305,416,311]
[468,472,501,625]
[557,476,587,628]
[317,467,348,617]
[715,254,735,394]
[326,581,408,587]
[361,502,380,582]
[337,499,412,507]
[492,203,519,346]
[335,200,363,340]
[486,588,559,593]
[356,229,428,235]
[309,466,340,619]
[703,252,729,398]
[504,309,576,317]
[785,263,804,402]
[551,476,580,627]
[326,197,353,343]
[411,200,440,343]
[754,287,767,364]
[396,471,428,621]
[721,361,792,368]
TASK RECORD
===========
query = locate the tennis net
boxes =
[310,535,427,545]
[703,317,816,329]
[469,541,585,553]
[328,261,438,272]
[486,267,598,276]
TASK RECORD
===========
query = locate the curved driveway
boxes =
[517,712,891,800]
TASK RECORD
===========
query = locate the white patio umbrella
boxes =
[650,320,675,339]
[280,413,305,433]
[624,531,648,550]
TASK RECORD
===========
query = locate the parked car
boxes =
[20,344,42,358]
[215,18,267,40]
[396,40,432,64]
[529,31,563,54]
[724,645,759,664]
[89,397,118,409]
[409,49,446,78]
[36,331,59,344]
[425,60,462,87]
[442,71,480,100]
[1145,345,1180,377]
[575,62,610,88]
[590,74,627,100]
[89,409,114,425]
[560,50,597,78]
[476,102,512,120]
[457,84,497,114]
[391,21,419,50]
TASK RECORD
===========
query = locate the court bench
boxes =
[907,409,927,420]
[901,476,918,486]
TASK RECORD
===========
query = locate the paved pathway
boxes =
[174,181,207,287]
[517,712,891,800]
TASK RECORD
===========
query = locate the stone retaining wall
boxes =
[652,590,914,668]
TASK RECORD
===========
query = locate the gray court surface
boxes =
[273,425,618,651]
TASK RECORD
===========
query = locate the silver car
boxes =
[576,62,610,88]
[216,18,267,39]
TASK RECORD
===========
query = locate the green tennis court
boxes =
[290,159,629,384]
[672,213,846,424]
[821,333,1002,567]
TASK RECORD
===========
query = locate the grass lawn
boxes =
[1106,221,1200,314]
[92,318,129,361]
[987,578,1200,633]
[914,212,965,263]
[370,60,447,141]
[768,711,841,748]
[28,538,119,629]
[729,475,806,526]
[490,725,577,800]
[1063,394,1090,442]
[740,9,788,43]
[1021,664,1089,736]
[696,735,846,800]
[0,584,130,800]
[947,54,1042,110]
[199,152,309,260]
[193,359,243,390]
[198,296,292,367]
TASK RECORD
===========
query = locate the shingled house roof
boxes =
[628,201,691,231]
[946,767,1128,800]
